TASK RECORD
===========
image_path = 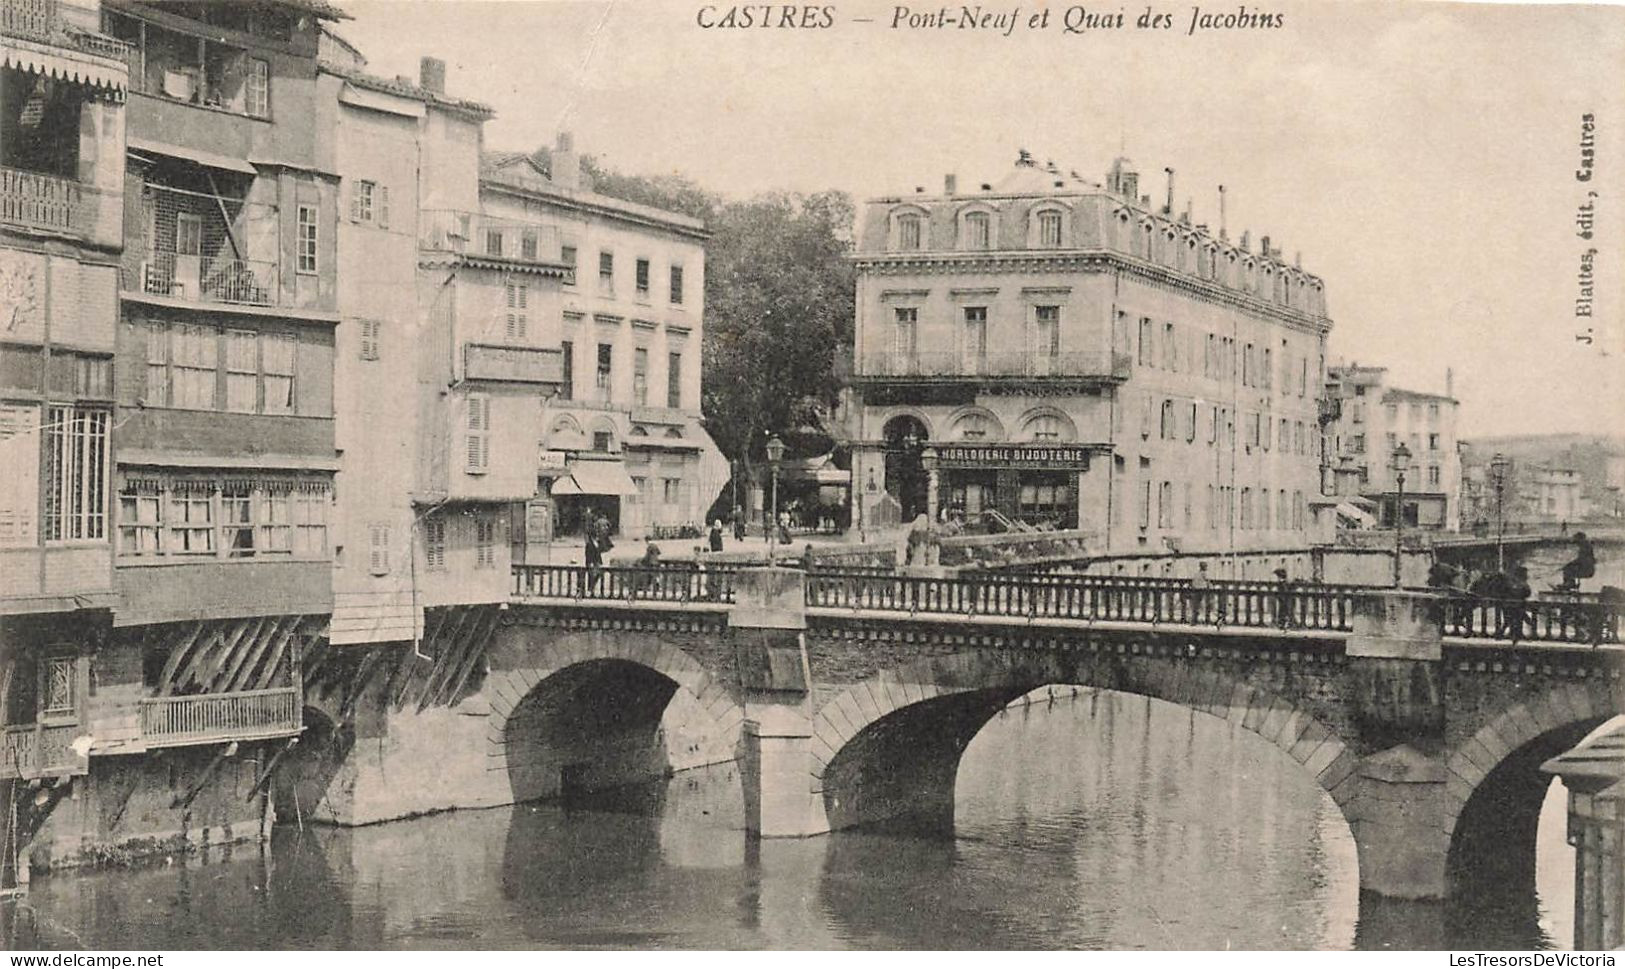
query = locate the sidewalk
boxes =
[538,533,862,566]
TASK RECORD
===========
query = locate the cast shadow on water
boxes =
[3,691,1580,950]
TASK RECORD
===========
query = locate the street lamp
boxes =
[1490,452,1511,572]
[1390,442,1411,587]
[765,433,785,565]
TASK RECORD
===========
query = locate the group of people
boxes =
[1425,532,1609,642]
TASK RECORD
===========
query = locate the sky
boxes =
[338,0,1625,439]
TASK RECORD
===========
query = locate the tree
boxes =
[701,190,855,471]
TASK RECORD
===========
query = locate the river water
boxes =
[2,687,1580,950]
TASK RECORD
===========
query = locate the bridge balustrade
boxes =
[804,571,1357,631]
[510,564,1618,645]
[512,563,737,604]
[1444,595,1620,646]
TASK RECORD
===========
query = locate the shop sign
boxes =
[934,443,1094,470]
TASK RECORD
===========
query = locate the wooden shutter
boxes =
[368,523,389,575]
[465,395,490,473]
[359,319,380,361]
[378,185,390,229]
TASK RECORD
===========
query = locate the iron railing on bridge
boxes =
[1442,595,1620,646]
[805,571,1358,631]
[512,563,738,604]
[511,563,1625,646]
[512,563,1357,631]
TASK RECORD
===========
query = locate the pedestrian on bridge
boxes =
[1274,568,1298,629]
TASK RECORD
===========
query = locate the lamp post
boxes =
[1390,442,1411,587]
[1490,452,1511,572]
[765,433,785,565]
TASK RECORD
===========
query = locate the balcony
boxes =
[0,723,86,780]
[128,251,279,306]
[464,342,563,385]
[855,350,1132,382]
[0,166,109,239]
[3,0,130,57]
[138,687,301,749]
[421,210,562,266]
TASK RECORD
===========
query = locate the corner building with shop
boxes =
[845,152,1331,556]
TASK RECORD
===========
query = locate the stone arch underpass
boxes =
[483,626,745,804]
[1441,680,1622,904]
[805,649,1364,837]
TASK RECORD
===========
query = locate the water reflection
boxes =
[5,688,1579,950]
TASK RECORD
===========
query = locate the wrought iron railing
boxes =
[139,687,301,747]
[420,210,561,264]
[856,350,1132,380]
[129,251,279,306]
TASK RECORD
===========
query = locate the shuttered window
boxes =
[368,523,390,575]
[505,283,528,341]
[465,395,490,474]
[359,319,381,361]
[423,517,446,570]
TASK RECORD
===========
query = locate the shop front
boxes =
[930,443,1101,531]
[550,457,639,537]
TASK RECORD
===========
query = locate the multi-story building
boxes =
[7,0,347,875]
[846,151,1330,555]
[483,138,726,541]
[320,55,570,645]
[1,0,129,850]
[1324,364,1462,531]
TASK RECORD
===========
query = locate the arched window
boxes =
[952,412,993,441]
[1159,399,1176,440]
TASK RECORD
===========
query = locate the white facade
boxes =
[483,143,726,541]
[847,152,1331,555]
[1325,366,1462,531]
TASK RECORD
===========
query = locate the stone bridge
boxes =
[286,565,1624,912]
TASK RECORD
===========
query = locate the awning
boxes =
[551,460,638,497]
[3,41,126,96]
[128,137,258,175]
[1335,500,1377,528]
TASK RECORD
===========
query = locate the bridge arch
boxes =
[484,628,744,804]
[1442,681,1621,897]
[808,649,1361,834]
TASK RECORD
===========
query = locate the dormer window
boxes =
[1037,210,1062,247]
[897,213,922,251]
[963,211,991,250]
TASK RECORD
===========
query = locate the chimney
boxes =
[1240,230,1251,251]
[944,174,957,195]
[419,56,445,94]
[1163,167,1175,216]
[1261,234,1271,256]
[1218,184,1228,240]
[1446,368,1454,399]
[552,130,579,190]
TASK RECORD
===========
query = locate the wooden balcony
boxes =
[0,166,91,237]
[0,723,87,780]
[138,687,301,749]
